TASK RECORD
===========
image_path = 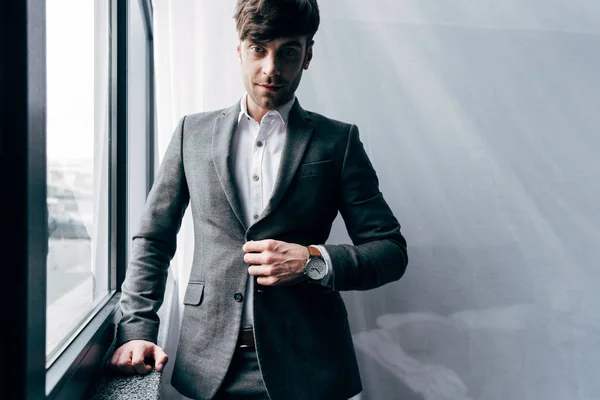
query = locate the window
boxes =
[2,0,154,398]
[45,0,111,364]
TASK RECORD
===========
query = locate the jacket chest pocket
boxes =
[281,162,338,225]
[295,159,334,178]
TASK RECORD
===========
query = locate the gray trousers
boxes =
[213,347,270,400]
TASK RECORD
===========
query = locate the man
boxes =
[109,0,408,399]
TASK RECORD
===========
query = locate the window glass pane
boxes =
[46,0,110,362]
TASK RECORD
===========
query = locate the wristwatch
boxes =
[304,245,327,281]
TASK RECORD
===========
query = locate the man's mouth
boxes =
[257,83,284,92]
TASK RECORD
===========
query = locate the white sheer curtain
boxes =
[154,1,600,399]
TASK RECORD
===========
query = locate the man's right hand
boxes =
[108,340,168,375]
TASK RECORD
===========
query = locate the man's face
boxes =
[237,36,313,113]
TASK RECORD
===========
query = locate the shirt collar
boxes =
[238,93,296,125]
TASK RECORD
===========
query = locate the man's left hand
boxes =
[243,240,310,286]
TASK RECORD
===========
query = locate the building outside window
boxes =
[45,0,111,365]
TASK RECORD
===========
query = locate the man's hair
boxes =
[234,0,320,44]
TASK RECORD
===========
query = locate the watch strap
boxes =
[307,245,322,258]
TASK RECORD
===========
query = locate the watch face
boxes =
[306,258,327,280]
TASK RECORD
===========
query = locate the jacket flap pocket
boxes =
[296,160,334,178]
[183,282,205,306]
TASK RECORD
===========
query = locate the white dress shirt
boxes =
[232,94,334,329]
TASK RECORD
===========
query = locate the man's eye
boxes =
[251,47,263,53]
[283,49,297,57]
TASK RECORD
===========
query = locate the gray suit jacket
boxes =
[116,99,408,400]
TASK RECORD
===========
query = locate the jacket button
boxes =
[234,292,243,302]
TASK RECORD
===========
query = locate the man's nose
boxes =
[262,54,281,77]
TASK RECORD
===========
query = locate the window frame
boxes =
[1,1,48,398]
[141,0,157,194]
[0,0,156,398]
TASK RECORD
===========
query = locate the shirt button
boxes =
[253,214,259,220]
[252,175,260,181]
[256,141,263,147]
[234,292,243,302]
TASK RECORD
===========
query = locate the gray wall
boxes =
[297,1,600,399]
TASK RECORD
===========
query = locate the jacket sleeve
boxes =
[323,124,408,291]
[116,116,190,346]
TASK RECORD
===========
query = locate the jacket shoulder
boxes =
[306,110,354,132]
[176,108,229,139]
[183,108,226,124]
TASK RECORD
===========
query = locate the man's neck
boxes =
[245,95,294,124]
[247,101,268,124]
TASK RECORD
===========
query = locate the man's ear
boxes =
[303,44,313,70]
[237,43,242,63]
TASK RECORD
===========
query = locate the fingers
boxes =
[250,266,282,286]
[114,347,136,375]
[243,240,278,266]
[153,347,169,372]
[243,251,276,265]
[131,345,153,375]
[108,346,136,375]
[108,341,168,376]
[256,274,304,286]
[243,239,278,253]
[256,276,279,286]
[243,241,308,287]
[248,265,273,277]
[109,345,123,370]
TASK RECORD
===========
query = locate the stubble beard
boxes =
[247,69,302,112]
[248,86,291,111]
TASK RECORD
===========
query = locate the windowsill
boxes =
[86,368,162,400]
[46,291,121,399]
[86,274,175,399]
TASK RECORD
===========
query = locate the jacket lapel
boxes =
[260,100,314,220]
[212,102,247,230]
